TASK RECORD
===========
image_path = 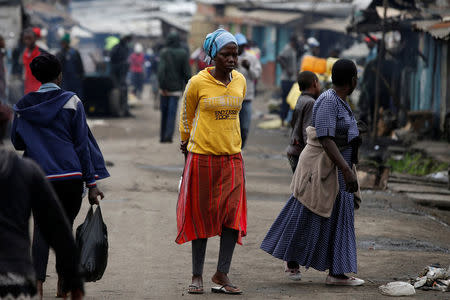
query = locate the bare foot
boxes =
[211,271,241,294]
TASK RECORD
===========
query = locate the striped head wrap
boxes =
[203,29,237,64]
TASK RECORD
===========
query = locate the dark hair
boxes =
[23,28,36,37]
[297,71,318,91]
[30,53,62,84]
[332,59,357,87]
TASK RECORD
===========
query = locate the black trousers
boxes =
[32,179,83,282]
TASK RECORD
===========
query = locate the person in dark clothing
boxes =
[286,71,321,173]
[0,104,84,300]
[11,53,109,298]
[56,33,85,97]
[277,35,298,126]
[110,35,132,116]
[157,31,191,143]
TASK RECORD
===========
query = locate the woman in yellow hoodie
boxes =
[176,29,247,295]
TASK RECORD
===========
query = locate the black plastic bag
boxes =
[76,205,108,282]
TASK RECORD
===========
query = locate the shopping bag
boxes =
[76,205,108,282]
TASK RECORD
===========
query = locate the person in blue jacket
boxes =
[11,53,109,298]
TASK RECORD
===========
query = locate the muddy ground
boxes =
[38,87,450,299]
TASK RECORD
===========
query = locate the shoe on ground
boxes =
[286,268,302,281]
[325,275,364,286]
[284,262,301,281]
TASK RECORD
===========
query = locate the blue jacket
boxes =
[11,84,109,187]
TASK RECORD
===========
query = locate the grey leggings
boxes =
[192,227,238,276]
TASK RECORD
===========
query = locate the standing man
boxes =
[286,71,321,173]
[277,35,298,126]
[0,35,6,103]
[157,31,191,143]
[129,43,145,99]
[56,33,85,97]
[235,33,262,149]
[23,28,45,94]
[110,34,132,116]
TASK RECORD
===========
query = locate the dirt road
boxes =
[41,88,450,299]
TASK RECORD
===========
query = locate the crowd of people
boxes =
[0,25,366,299]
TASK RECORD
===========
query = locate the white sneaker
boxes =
[326,275,365,286]
[286,269,302,281]
[284,263,301,281]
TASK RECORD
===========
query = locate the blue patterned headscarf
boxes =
[203,29,238,64]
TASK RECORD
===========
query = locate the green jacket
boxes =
[157,34,191,92]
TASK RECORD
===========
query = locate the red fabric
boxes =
[23,46,42,94]
[32,27,41,38]
[176,152,247,245]
[129,53,144,73]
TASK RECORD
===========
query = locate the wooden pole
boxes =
[372,0,388,139]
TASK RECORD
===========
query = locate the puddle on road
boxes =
[358,237,449,253]
[137,164,183,173]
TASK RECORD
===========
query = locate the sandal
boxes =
[188,284,204,294]
[211,284,242,295]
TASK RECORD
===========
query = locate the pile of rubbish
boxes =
[379,265,449,296]
[411,265,450,292]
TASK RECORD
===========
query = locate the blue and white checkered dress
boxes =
[261,89,359,275]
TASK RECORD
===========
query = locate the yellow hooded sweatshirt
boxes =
[179,67,247,155]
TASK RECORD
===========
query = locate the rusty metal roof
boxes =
[305,17,350,33]
[413,19,450,40]
[224,8,303,25]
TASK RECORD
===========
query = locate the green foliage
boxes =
[387,152,449,176]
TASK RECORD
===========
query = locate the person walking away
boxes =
[158,31,191,143]
[110,34,132,116]
[11,53,110,298]
[177,29,247,295]
[129,43,145,99]
[0,35,6,103]
[235,33,262,149]
[0,104,85,300]
[286,71,321,173]
[22,28,45,94]
[277,35,298,126]
[56,33,85,98]
[261,59,364,286]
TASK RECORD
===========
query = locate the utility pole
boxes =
[372,0,388,139]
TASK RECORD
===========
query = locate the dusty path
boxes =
[39,87,450,299]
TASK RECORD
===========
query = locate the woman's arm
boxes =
[319,136,358,193]
[71,97,104,204]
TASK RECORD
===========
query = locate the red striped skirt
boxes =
[176,152,247,245]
